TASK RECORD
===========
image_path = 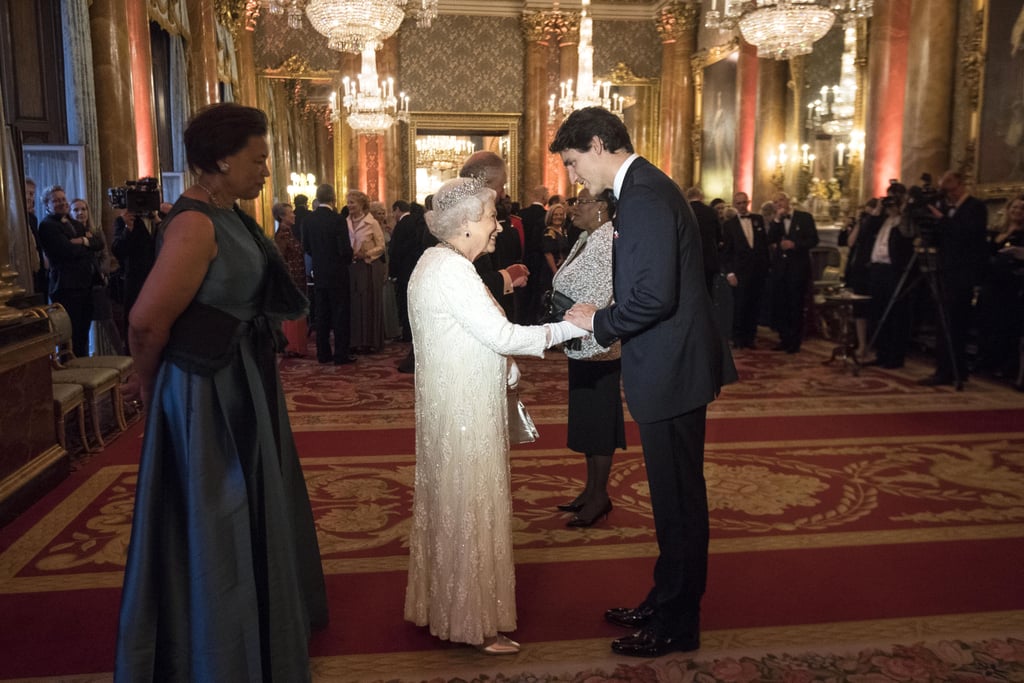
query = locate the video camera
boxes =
[903,174,942,242]
[107,177,161,214]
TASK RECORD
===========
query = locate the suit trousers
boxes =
[772,268,809,350]
[637,405,709,638]
[313,287,351,363]
[53,288,94,358]
[732,273,766,346]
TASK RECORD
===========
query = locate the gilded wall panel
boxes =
[398,15,524,113]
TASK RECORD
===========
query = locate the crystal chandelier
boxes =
[705,1,873,60]
[808,21,858,137]
[549,0,624,121]
[332,43,410,135]
[249,0,438,51]
[415,136,477,170]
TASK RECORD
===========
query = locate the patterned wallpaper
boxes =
[399,15,525,113]
[592,20,661,80]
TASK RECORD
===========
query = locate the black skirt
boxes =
[567,357,627,455]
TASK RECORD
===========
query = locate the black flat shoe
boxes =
[605,604,655,629]
[611,628,699,657]
[567,499,612,527]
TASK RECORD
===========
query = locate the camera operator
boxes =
[917,171,989,386]
[865,196,916,368]
[112,203,169,352]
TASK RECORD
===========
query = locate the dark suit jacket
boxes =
[935,195,989,289]
[862,214,915,271]
[388,213,425,282]
[690,200,722,278]
[519,203,547,257]
[720,213,770,283]
[768,209,819,280]
[111,215,156,305]
[593,157,736,423]
[37,213,101,294]
[302,206,353,289]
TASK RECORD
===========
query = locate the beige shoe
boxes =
[474,633,521,655]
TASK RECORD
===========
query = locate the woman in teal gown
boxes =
[115,103,327,682]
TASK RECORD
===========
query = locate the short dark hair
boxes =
[392,199,410,213]
[184,103,268,175]
[548,107,634,155]
[315,184,335,204]
[294,194,309,208]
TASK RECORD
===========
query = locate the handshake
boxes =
[503,263,530,288]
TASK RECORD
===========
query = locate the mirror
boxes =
[405,113,520,204]
[604,62,661,167]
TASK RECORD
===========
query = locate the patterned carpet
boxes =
[2,332,1024,682]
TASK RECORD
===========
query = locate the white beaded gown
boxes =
[404,244,548,644]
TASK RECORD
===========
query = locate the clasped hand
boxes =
[564,303,597,331]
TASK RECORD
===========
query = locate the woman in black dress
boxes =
[551,188,625,527]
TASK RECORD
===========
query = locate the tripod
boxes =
[869,245,963,390]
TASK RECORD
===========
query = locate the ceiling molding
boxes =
[438,0,674,20]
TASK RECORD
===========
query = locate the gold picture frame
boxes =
[405,112,521,204]
[692,39,740,201]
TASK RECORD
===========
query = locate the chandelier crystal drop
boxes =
[705,1,873,61]
[550,0,624,121]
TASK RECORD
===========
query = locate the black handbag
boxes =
[539,289,575,324]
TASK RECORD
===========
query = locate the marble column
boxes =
[126,0,159,178]
[186,0,219,108]
[656,2,699,187]
[522,13,552,203]
[234,24,258,108]
[900,0,957,183]
[89,0,138,236]
[863,0,911,198]
[734,41,758,201]
[754,57,788,205]
[380,36,402,203]
[339,51,359,198]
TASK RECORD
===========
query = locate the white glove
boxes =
[545,320,588,348]
[507,358,520,390]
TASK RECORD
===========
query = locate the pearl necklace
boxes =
[438,240,466,259]
[195,180,228,209]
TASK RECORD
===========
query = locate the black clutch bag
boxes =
[539,289,575,324]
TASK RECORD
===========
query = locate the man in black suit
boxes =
[37,185,103,357]
[460,151,529,320]
[721,191,770,349]
[918,170,989,385]
[388,199,421,343]
[518,185,549,323]
[302,183,355,365]
[685,186,722,296]
[767,192,819,353]
[111,208,158,350]
[555,107,736,658]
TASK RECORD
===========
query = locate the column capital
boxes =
[656,1,700,43]
[521,9,578,44]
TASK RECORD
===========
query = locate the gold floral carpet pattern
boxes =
[2,334,1024,681]
[280,340,1024,430]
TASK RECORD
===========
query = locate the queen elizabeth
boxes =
[403,176,586,654]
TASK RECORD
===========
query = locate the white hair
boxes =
[425,177,496,242]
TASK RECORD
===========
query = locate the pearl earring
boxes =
[219,163,230,172]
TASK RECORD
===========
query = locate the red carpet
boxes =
[2,336,1023,680]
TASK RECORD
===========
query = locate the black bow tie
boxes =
[779,215,790,221]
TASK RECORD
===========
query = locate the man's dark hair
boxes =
[315,183,335,204]
[185,103,268,175]
[548,106,634,155]
[294,194,309,208]
[392,199,410,213]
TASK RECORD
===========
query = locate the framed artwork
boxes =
[975,0,1024,197]
[694,43,739,201]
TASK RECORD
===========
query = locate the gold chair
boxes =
[47,304,127,447]
[52,382,96,452]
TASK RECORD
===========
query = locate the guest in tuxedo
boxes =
[519,185,550,323]
[685,186,722,296]
[767,192,819,353]
[292,193,310,244]
[389,200,422,342]
[555,107,736,658]
[302,183,355,365]
[37,185,103,357]
[865,197,915,368]
[721,191,770,349]
[111,208,158,351]
[460,151,529,320]
[918,171,990,385]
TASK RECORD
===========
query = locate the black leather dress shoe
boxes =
[334,356,357,365]
[605,605,655,629]
[611,628,699,657]
[917,374,953,386]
